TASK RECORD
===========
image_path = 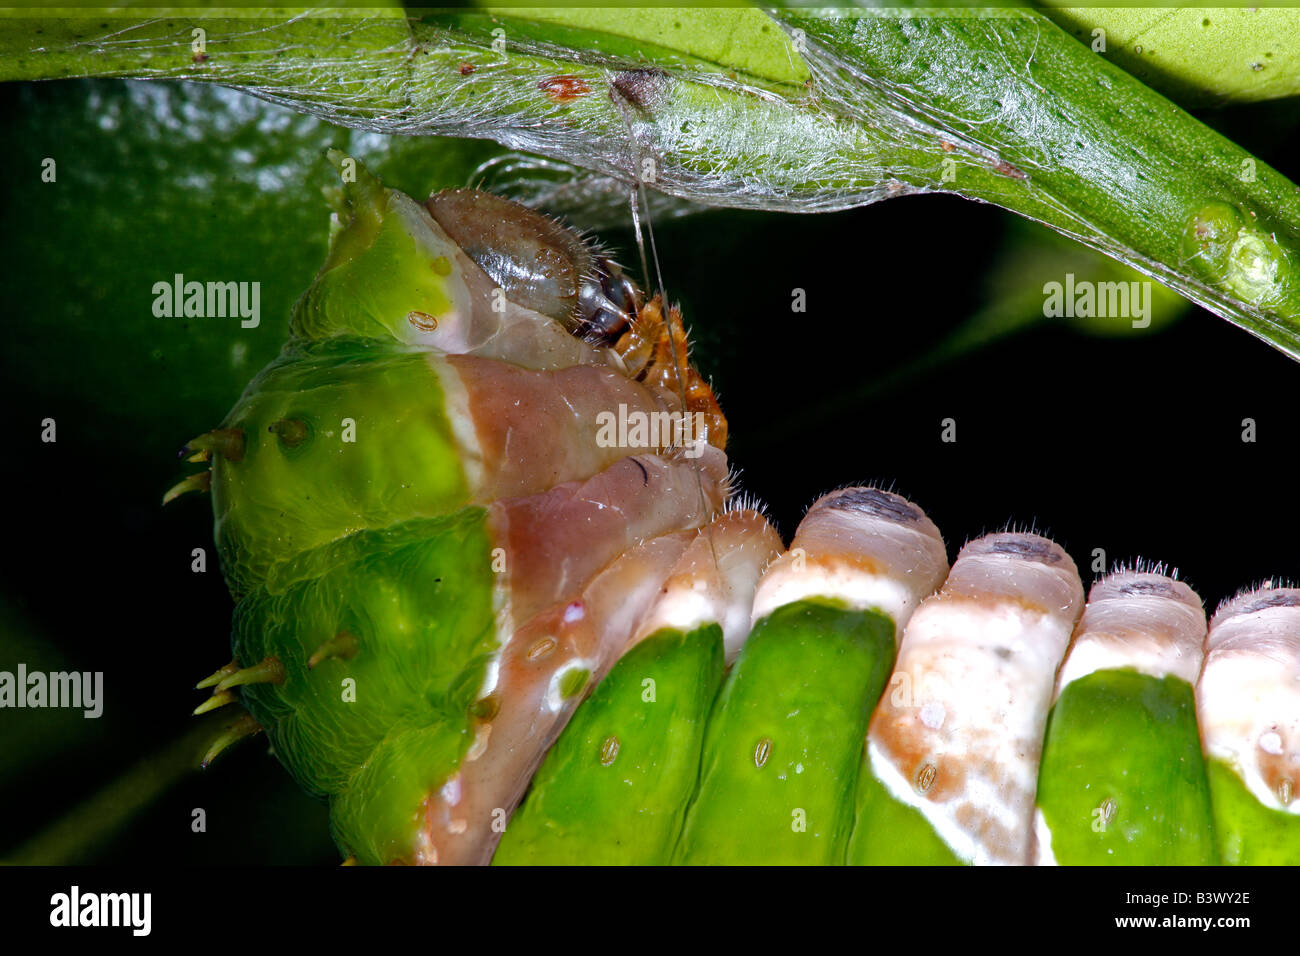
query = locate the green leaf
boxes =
[0,79,515,471]
[1043,6,1300,106]
[464,7,810,88]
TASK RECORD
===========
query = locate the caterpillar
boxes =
[173,156,1300,866]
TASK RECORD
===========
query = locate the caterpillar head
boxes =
[425,188,642,347]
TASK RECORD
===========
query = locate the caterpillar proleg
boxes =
[674,487,949,864]
[1197,587,1300,864]
[850,533,1084,865]
[1034,571,1216,865]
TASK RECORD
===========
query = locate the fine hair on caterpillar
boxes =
[169,158,1300,866]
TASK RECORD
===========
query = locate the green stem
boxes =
[5,716,225,865]
[3,7,1299,356]
[780,8,1300,356]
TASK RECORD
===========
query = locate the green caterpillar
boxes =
[176,159,1300,865]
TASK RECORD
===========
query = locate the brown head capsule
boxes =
[425,188,641,347]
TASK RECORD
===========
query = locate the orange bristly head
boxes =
[612,294,727,452]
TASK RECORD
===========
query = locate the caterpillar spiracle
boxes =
[173,157,1300,866]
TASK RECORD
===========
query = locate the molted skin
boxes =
[857,532,1084,866]
[1033,572,1216,866]
[191,160,744,864]
[428,189,595,325]
[1198,587,1300,864]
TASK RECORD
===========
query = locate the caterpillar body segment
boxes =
[674,488,949,865]
[488,450,729,629]
[494,510,782,865]
[1033,572,1216,865]
[211,183,711,599]
[414,518,694,865]
[673,601,896,865]
[210,342,469,597]
[1198,587,1300,864]
[850,533,1085,865]
[215,338,716,596]
[356,450,740,865]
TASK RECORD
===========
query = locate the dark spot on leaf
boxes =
[611,68,670,113]
[992,159,1026,180]
[538,74,591,103]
